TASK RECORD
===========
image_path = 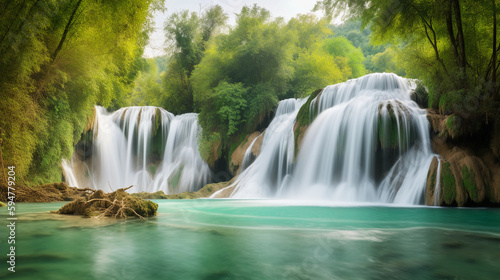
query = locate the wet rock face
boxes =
[426,147,495,207]
[230,131,262,176]
[426,157,440,205]
[409,83,429,109]
[293,122,309,157]
[425,108,500,207]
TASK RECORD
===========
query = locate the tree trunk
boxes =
[0,139,7,188]
[0,0,26,47]
[51,0,83,61]
[445,0,460,68]
[493,0,497,85]
[452,0,467,74]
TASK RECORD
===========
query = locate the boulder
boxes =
[230,131,263,175]
[426,147,494,206]
[409,82,429,108]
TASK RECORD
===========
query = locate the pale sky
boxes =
[144,0,327,58]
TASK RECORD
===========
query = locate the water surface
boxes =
[1,200,500,279]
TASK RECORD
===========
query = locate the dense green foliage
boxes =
[127,59,164,106]
[188,5,367,164]
[160,5,227,115]
[0,0,164,185]
[329,19,396,73]
[114,5,401,166]
[315,0,500,137]
[323,36,367,78]
[370,47,406,77]
[7,0,496,185]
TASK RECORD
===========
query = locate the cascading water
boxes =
[212,98,306,198]
[240,135,261,172]
[151,113,212,194]
[63,106,211,194]
[220,73,436,205]
[287,73,435,204]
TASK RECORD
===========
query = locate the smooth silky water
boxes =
[1,201,500,280]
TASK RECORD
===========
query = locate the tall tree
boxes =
[162,5,227,114]
[0,0,165,184]
[314,0,500,124]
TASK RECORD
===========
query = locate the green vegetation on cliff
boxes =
[316,0,500,142]
[296,89,324,128]
[0,0,165,185]
[427,147,496,207]
[441,162,457,205]
[461,165,478,201]
[294,88,323,156]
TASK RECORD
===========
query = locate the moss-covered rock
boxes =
[441,162,457,205]
[378,113,399,150]
[425,157,439,205]
[200,132,222,169]
[293,88,323,157]
[229,131,262,175]
[163,181,233,199]
[131,181,234,200]
[461,165,478,201]
[427,147,494,207]
[377,101,412,150]
[57,187,158,218]
[295,88,323,129]
[293,122,309,158]
[425,108,500,207]
[410,82,429,108]
[444,115,462,139]
[131,191,169,199]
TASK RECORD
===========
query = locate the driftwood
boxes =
[0,182,93,203]
[56,186,158,219]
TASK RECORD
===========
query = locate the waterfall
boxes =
[240,135,261,172]
[286,73,435,204]
[217,73,435,205]
[151,113,212,194]
[62,159,80,188]
[212,98,306,198]
[63,106,211,194]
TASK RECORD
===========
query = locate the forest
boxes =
[2,2,500,279]
[0,0,499,186]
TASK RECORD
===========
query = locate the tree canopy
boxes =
[187,5,363,165]
[3,1,453,184]
[0,0,165,184]
[315,0,500,134]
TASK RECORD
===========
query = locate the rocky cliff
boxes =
[426,110,500,206]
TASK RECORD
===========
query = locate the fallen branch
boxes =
[55,186,157,219]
